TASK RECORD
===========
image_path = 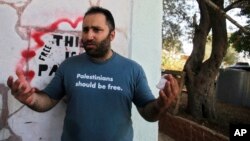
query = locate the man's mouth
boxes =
[85,44,96,49]
[82,41,96,48]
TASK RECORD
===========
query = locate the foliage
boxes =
[162,0,193,52]
[229,27,250,54]
[223,46,238,66]
[161,34,237,71]
[240,2,250,19]
[161,50,187,71]
[228,1,250,55]
[162,38,183,52]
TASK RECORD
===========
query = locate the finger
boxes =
[166,74,174,84]
[16,68,32,89]
[159,90,168,101]
[30,87,36,94]
[16,68,26,82]
[14,87,33,103]
[22,88,36,105]
[163,81,172,97]
[26,95,34,106]
[26,97,33,106]
[159,90,172,108]
[26,88,36,98]
[12,79,22,94]
[7,76,14,88]
[19,88,33,98]
[157,90,166,107]
[172,80,180,97]
[20,84,31,94]
[167,75,179,97]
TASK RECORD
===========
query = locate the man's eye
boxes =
[83,28,89,32]
[93,28,101,33]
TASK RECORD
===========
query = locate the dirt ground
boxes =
[176,92,250,137]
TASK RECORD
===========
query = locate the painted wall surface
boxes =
[0,0,161,141]
[131,1,162,141]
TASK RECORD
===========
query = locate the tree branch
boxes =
[224,0,249,12]
[205,0,250,34]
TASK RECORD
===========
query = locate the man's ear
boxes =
[110,30,115,41]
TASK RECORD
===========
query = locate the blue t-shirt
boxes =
[43,52,155,141]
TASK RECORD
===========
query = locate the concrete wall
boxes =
[131,0,162,141]
[0,0,162,140]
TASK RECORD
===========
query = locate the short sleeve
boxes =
[42,63,65,100]
[132,65,155,107]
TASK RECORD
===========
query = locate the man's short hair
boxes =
[84,6,115,32]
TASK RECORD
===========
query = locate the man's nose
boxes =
[85,31,94,40]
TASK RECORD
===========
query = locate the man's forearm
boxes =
[138,100,164,122]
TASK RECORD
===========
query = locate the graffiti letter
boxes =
[39,52,48,61]
[49,65,58,76]
[75,36,79,47]
[44,45,52,52]
[38,64,48,76]
[65,51,77,59]
[65,36,74,47]
[53,34,63,46]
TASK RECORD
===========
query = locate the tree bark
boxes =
[184,0,227,120]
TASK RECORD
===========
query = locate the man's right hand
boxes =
[7,68,36,106]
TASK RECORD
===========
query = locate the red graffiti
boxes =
[21,50,36,60]
[17,17,83,82]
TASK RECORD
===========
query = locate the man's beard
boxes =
[81,35,111,58]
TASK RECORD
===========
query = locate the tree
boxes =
[183,0,249,119]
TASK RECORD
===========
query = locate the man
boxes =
[7,6,180,141]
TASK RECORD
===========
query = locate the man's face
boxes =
[81,13,115,58]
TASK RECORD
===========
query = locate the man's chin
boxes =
[84,45,96,51]
[85,44,96,49]
[85,51,102,58]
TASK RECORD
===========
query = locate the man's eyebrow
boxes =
[82,26,104,32]
[82,25,101,28]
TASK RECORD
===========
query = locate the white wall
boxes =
[131,0,162,141]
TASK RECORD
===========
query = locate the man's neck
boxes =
[90,50,113,62]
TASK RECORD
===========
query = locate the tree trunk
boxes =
[184,0,227,120]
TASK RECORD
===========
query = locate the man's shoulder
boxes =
[115,52,140,66]
[114,52,143,73]
[63,53,85,62]
[59,53,86,68]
